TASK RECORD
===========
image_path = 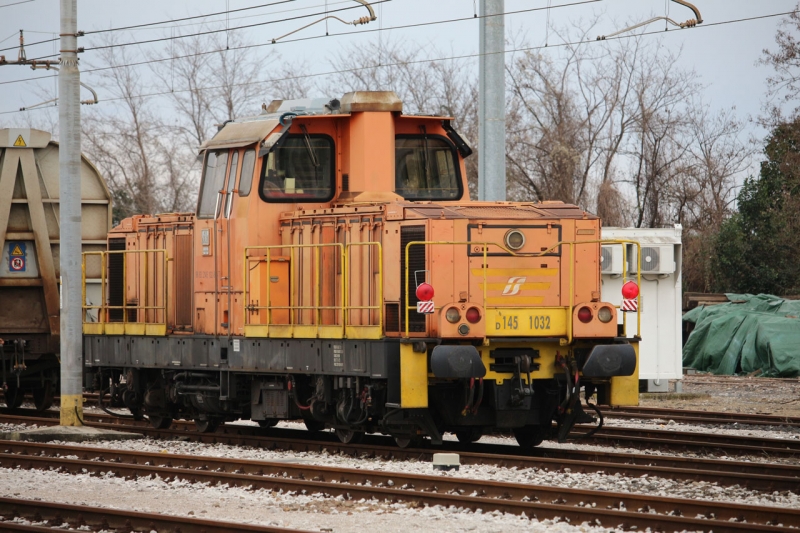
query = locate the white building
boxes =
[600,226,683,392]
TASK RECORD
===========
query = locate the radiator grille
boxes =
[400,226,426,333]
[174,234,193,327]
[107,238,125,322]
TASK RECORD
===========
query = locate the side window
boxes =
[395,135,462,200]
[259,135,335,203]
[238,148,256,197]
[198,150,228,218]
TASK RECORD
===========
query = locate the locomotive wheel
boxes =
[147,414,173,430]
[4,384,24,409]
[513,425,547,448]
[304,419,326,433]
[257,419,279,428]
[32,382,54,412]
[194,418,220,433]
[454,427,483,443]
[393,435,423,449]
[334,428,363,444]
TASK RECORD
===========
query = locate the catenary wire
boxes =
[1,7,796,112]
[35,0,600,69]
[0,0,33,8]
[0,0,361,53]
[82,1,389,52]
[1,0,595,77]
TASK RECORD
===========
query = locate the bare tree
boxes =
[82,36,197,220]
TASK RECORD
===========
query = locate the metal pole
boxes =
[478,0,506,201]
[59,0,83,426]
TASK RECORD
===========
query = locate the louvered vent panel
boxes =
[174,234,193,327]
[107,238,125,322]
[400,226,427,333]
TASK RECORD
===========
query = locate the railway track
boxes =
[10,406,800,459]
[1,412,798,492]
[2,439,797,532]
[600,405,800,428]
[0,496,311,532]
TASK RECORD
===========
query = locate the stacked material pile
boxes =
[683,294,800,377]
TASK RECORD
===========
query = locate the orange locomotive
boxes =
[83,91,640,447]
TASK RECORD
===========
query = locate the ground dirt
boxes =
[639,373,800,417]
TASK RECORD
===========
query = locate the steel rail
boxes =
[1,412,798,492]
[577,425,800,457]
[0,496,312,532]
[600,405,800,428]
[1,441,797,532]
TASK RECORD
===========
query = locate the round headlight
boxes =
[458,324,470,336]
[445,307,461,324]
[598,306,613,323]
[504,230,526,251]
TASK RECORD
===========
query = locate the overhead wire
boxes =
[2,7,798,114]
[82,1,388,52]
[0,0,598,81]
[84,0,294,35]
[0,0,33,8]
[0,0,356,53]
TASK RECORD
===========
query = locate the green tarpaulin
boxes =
[682,294,800,377]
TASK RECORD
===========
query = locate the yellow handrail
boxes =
[344,241,383,331]
[81,249,169,328]
[243,243,345,331]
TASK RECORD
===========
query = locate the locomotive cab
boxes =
[83,91,640,447]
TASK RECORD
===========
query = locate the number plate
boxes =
[486,308,567,336]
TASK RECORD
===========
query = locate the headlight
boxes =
[504,230,525,251]
[445,307,461,323]
[598,306,613,323]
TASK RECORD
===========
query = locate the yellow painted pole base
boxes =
[60,394,84,426]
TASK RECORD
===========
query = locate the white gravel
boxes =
[1,414,798,532]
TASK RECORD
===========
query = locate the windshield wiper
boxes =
[300,124,320,167]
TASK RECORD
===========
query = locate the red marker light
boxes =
[416,283,434,301]
[465,307,481,323]
[578,306,593,323]
[622,281,639,299]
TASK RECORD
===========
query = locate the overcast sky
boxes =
[0,0,797,144]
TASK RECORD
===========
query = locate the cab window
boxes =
[395,135,461,200]
[259,135,335,202]
[198,150,228,218]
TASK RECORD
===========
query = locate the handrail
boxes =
[81,249,169,328]
[403,239,642,340]
[244,243,345,332]
[244,241,384,337]
[344,241,383,331]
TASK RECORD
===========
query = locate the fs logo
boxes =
[502,276,527,296]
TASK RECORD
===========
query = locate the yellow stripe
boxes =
[472,268,559,277]
[480,282,551,291]
[60,394,84,426]
[486,296,545,305]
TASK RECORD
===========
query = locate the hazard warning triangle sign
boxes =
[11,244,23,256]
[13,135,26,147]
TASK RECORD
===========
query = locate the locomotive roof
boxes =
[200,91,448,152]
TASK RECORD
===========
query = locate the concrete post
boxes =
[59,0,83,425]
[478,0,506,201]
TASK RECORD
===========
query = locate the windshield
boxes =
[395,135,461,200]
[259,135,334,202]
